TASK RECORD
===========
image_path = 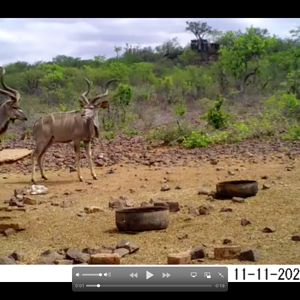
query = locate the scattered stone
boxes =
[223,238,234,245]
[63,190,72,195]
[109,199,125,209]
[238,248,260,262]
[166,201,180,212]
[215,167,224,171]
[178,233,188,240]
[10,250,25,262]
[28,185,48,195]
[161,185,170,191]
[261,175,269,179]
[214,246,241,259]
[9,197,23,207]
[188,206,199,216]
[66,248,90,263]
[153,201,169,207]
[291,235,300,242]
[220,207,233,212]
[23,196,39,205]
[114,248,129,257]
[232,197,245,203]
[84,206,104,214]
[99,249,113,254]
[102,244,116,251]
[0,221,27,233]
[228,170,235,175]
[199,205,212,215]
[184,217,192,221]
[241,218,251,226]
[167,252,191,264]
[54,259,73,265]
[175,185,181,190]
[90,253,120,264]
[77,212,87,217]
[197,189,209,195]
[262,183,271,190]
[140,201,152,207]
[60,199,74,208]
[4,228,16,237]
[51,202,60,206]
[0,256,16,264]
[41,250,65,263]
[262,226,276,233]
[189,247,205,260]
[116,240,139,253]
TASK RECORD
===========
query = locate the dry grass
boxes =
[0,155,300,265]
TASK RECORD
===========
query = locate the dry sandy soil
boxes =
[0,128,300,265]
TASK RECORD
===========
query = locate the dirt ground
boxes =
[1,137,300,264]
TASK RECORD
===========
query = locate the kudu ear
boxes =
[97,100,109,109]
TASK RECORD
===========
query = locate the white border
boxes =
[0,265,299,282]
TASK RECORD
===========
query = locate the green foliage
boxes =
[201,95,229,129]
[173,100,187,117]
[182,131,212,148]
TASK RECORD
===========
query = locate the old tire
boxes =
[115,206,169,231]
[216,180,258,199]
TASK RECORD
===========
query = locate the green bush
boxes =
[182,130,212,148]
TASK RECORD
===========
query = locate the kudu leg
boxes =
[74,141,83,182]
[0,136,4,151]
[37,138,54,180]
[84,141,97,180]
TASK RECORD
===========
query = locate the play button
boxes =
[146,271,153,280]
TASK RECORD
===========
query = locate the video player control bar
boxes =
[72,266,228,292]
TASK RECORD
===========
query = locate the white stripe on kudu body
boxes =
[31,78,117,184]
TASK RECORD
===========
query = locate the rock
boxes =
[232,197,245,203]
[4,228,16,237]
[161,185,170,191]
[82,248,100,255]
[215,167,224,171]
[238,248,260,262]
[114,248,129,257]
[84,206,104,214]
[153,201,169,207]
[23,196,39,205]
[261,175,269,179]
[199,205,212,215]
[90,253,120,264]
[60,200,73,208]
[102,244,116,251]
[41,250,65,263]
[0,256,16,264]
[54,259,74,265]
[10,250,25,261]
[116,240,139,253]
[220,207,233,212]
[77,212,87,217]
[189,247,205,260]
[175,185,181,190]
[9,197,24,207]
[241,218,251,226]
[214,246,241,259]
[262,226,276,233]
[177,233,188,240]
[188,206,199,216]
[109,199,125,209]
[166,201,180,212]
[197,189,209,195]
[167,252,191,264]
[28,185,48,195]
[0,221,27,233]
[223,238,234,245]
[140,201,152,207]
[291,235,300,242]
[66,248,90,263]
[228,170,235,175]
[99,249,113,254]
[262,183,271,190]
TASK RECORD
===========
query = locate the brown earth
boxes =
[0,127,300,264]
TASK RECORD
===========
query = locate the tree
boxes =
[185,21,213,41]
[218,26,276,97]
[114,46,122,58]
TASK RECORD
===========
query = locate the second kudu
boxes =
[0,67,27,150]
[31,78,117,184]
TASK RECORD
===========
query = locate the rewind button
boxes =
[162,272,171,278]
[130,273,138,278]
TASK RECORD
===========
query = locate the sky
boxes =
[0,18,300,66]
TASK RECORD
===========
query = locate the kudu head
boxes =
[79,78,118,120]
[0,67,27,123]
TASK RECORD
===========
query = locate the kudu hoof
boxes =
[79,177,84,182]
[42,176,48,180]
[92,175,97,180]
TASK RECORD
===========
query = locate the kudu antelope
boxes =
[0,67,27,150]
[31,78,117,184]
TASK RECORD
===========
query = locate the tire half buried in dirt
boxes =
[216,180,258,199]
[115,206,169,231]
